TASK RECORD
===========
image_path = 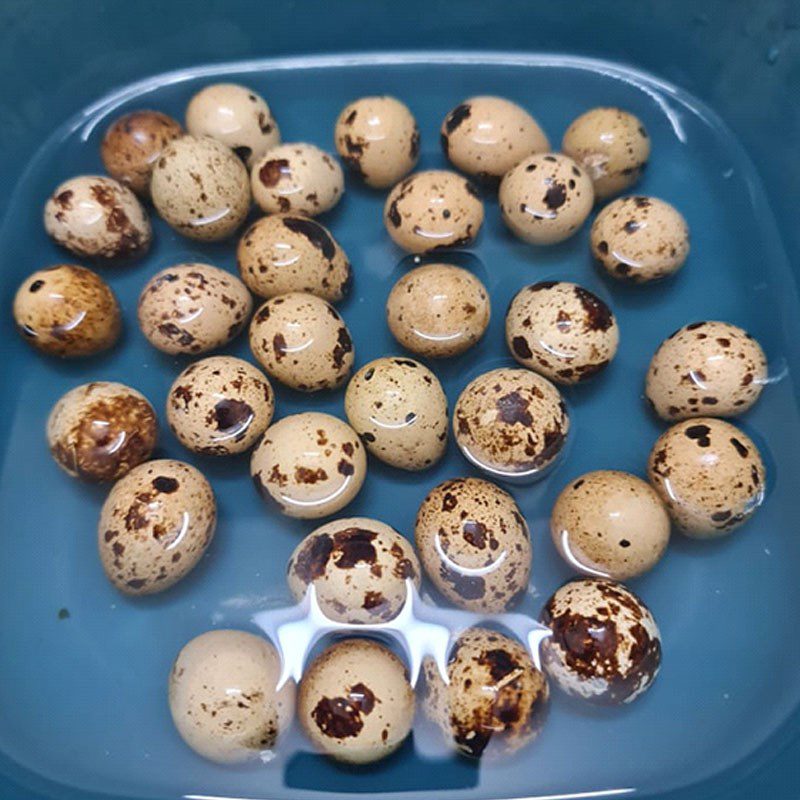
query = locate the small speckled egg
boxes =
[551,471,670,581]
[237,214,352,302]
[562,107,650,199]
[647,417,766,537]
[384,170,484,253]
[386,263,490,358]
[344,357,448,471]
[186,83,280,169]
[98,459,216,594]
[541,578,661,704]
[249,293,353,392]
[251,143,343,216]
[13,264,121,357]
[499,153,594,245]
[334,96,419,188]
[591,196,689,282]
[47,382,157,482]
[287,517,420,623]
[169,629,294,763]
[423,627,548,759]
[250,412,366,519]
[166,356,274,456]
[415,477,531,612]
[44,176,151,260]
[100,110,183,197]
[151,135,251,241]
[645,321,767,420]
[505,281,619,384]
[440,96,550,182]
[298,638,414,764]
[453,368,569,483]
[138,263,252,355]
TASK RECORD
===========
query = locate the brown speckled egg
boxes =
[249,292,353,392]
[453,368,569,483]
[169,629,294,764]
[151,135,251,241]
[334,96,419,188]
[415,478,531,612]
[47,382,157,482]
[186,83,280,169]
[237,214,352,302]
[591,196,689,282]
[440,96,549,182]
[251,143,343,216]
[250,412,366,519]
[551,471,670,581]
[98,459,216,594]
[423,627,548,758]
[298,639,414,764]
[561,108,650,199]
[647,417,766,537]
[287,517,420,622]
[44,176,151,260]
[540,578,661,704]
[386,263,490,358]
[505,281,619,384]
[13,265,121,357]
[344,357,448,471]
[384,170,484,253]
[100,110,183,197]
[166,356,274,456]
[138,263,252,355]
[645,321,767,420]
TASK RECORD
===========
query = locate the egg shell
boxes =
[98,459,216,594]
[47,381,157,482]
[647,417,766,537]
[250,412,366,519]
[344,357,448,471]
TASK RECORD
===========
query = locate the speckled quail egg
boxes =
[344,357,448,471]
[440,96,549,182]
[151,135,251,241]
[386,263,490,358]
[166,356,274,456]
[250,412,366,519]
[645,321,767,420]
[384,170,484,253]
[251,143,343,216]
[44,175,151,260]
[249,292,353,392]
[591,196,689,282]
[298,638,414,764]
[138,263,252,355]
[505,281,619,384]
[100,110,183,197]
[47,381,157,482]
[647,417,766,537]
[186,83,280,168]
[287,517,420,623]
[237,213,352,302]
[453,368,569,483]
[13,264,121,357]
[423,627,548,759]
[334,96,419,188]
[540,578,661,704]
[551,471,670,581]
[169,629,294,763]
[499,153,594,245]
[98,459,216,594]
[415,477,531,612]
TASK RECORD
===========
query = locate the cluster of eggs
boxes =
[13,82,770,766]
